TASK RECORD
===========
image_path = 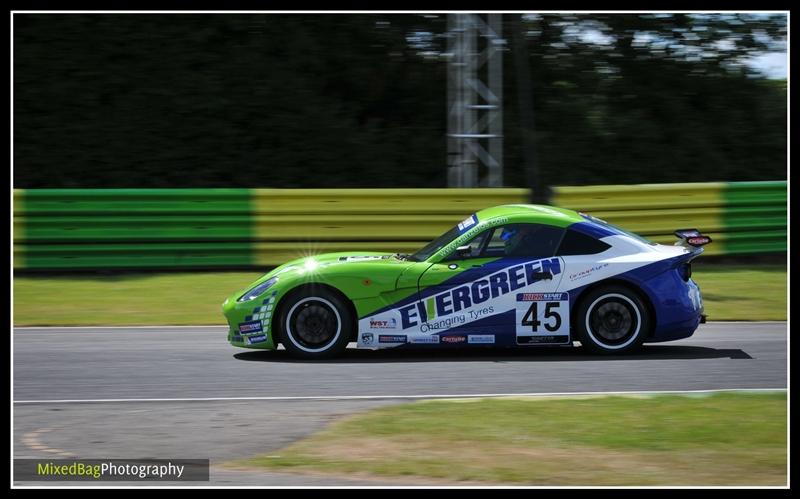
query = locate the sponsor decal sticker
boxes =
[515,292,571,344]
[378,335,407,344]
[361,333,375,345]
[420,313,469,332]
[440,335,467,344]
[687,236,711,246]
[517,335,569,345]
[568,263,610,282]
[457,214,478,233]
[399,257,562,330]
[409,336,440,344]
[245,334,268,345]
[238,320,263,334]
[468,334,495,344]
[369,318,397,330]
[516,292,569,302]
[442,216,509,256]
[359,256,569,348]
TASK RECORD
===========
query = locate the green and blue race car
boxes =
[222,204,710,359]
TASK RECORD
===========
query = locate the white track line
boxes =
[13,388,786,405]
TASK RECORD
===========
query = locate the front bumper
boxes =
[222,291,279,350]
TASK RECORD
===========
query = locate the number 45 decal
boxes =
[521,301,562,332]
[515,293,570,344]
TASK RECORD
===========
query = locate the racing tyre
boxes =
[575,285,650,355]
[277,287,353,359]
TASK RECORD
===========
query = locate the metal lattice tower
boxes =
[446,14,505,187]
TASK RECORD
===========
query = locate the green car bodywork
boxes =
[222,204,584,349]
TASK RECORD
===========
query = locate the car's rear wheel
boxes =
[277,287,352,359]
[575,285,650,354]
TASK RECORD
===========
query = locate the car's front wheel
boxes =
[575,285,650,354]
[277,287,353,359]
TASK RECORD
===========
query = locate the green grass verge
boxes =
[12,264,786,326]
[693,264,786,321]
[13,272,263,326]
[232,392,787,486]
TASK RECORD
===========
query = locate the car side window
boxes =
[442,229,491,261]
[557,229,611,256]
[481,224,565,259]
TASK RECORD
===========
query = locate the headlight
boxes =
[237,277,278,302]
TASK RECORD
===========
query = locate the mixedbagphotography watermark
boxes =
[14,459,209,481]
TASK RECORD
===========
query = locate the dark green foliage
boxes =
[13,14,786,188]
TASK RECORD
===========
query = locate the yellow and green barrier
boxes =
[551,181,786,256]
[13,188,529,269]
[13,182,786,270]
[722,182,788,254]
[14,189,255,269]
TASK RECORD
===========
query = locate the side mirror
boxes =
[455,245,472,258]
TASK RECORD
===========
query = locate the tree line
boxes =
[13,14,787,189]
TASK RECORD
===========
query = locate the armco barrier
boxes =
[722,182,788,254]
[13,188,529,269]
[14,189,256,269]
[551,181,787,256]
[13,182,786,270]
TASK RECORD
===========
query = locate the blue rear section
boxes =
[567,253,704,342]
[632,262,703,342]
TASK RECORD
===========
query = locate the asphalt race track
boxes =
[13,322,787,486]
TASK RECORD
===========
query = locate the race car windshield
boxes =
[581,213,656,245]
[408,225,462,262]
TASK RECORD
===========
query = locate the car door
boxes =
[417,223,569,346]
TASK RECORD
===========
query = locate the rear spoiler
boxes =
[674,229,713,250]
